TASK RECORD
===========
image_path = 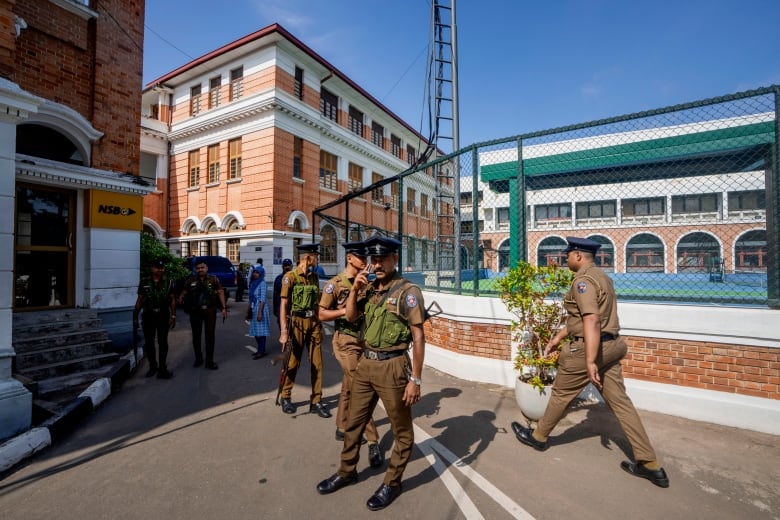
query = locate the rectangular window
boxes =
[294,66,304,100]
[348,106,364,137]
[420,193,429,218]
[320,88,338,122]
[672,193,720,213]
[535,203,571,221]
[391,183,399,207]
[229,67,243,101]
[149,104,159,120]
[319,150,338,190]
[188,150,200,187]
[208,76,221,109]
[293,137,303,179]
[208,144,220,183]
[406,144,416,165]
[371,172,383,203]
[728,190,765,210]
[406,187,416,213]
[622,197,665,216]
[190,84,202,116]
[228,138,242,179]
[371,122,384,147]
[576,200,616,219]
[497,207,510,227]
[348,162,363,192]
[227,239,240,264]
[391,134,401,158]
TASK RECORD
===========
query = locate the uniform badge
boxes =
[405,293,418,308]
[324,283,335,294]
[283,278,290,285]
[576,281,588,294]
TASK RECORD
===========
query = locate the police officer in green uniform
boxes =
[278,243,330,417]
[316,236,426,511]
[133,258,175,379]
[318,241,384,469]
[512,236,670,488]
[179,259,227,370]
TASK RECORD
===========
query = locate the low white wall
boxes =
[420,290,780,435]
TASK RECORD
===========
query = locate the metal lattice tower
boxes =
[431,0,461,288]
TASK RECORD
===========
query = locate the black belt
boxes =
[291,310,316,318]
[363,349,405,361]
[573,333,617,342]
[335,328,359,338]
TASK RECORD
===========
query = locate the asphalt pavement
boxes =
[0,302,778,520]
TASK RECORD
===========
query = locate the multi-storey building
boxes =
[140,24,435,276]
[0,0,149,441]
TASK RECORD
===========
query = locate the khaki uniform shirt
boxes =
[564,262,620,337]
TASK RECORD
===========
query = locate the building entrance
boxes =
[14,184,76,309]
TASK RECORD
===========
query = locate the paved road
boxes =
[1,304,778,519]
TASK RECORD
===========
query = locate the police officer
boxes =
[278,243,330,417]
[318,241,384,469]
[512,236,670,488]
[316,236,426,511]
[133,258,175,379]
[179,259,227,370]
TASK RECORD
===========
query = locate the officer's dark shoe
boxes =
[310,402,332,418]
[145,367,158,378]
[204,362,219,370]
[368,443,385,468]
[193,358,203,368]
[156,368,174,379]
[316,472,358,495]
[621,461,670,488]
[252,351,266,360]
[511,421,548,451]
[335,429,344,441]
[281,398,296,414]
[366,483,402,511]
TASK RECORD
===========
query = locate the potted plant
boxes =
[495,261,572,421]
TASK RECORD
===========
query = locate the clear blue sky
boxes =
[143,0,780,149]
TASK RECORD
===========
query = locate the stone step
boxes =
[13,308,100,327]
[35,368,114,399]
[13,316,105,338]
[14,340,115,370]
[13,329,111,354]
[18,353,120,381]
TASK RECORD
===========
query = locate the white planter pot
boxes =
[514,377,552,421]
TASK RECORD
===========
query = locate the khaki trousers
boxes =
[536,337,658,463]
[280,316,324,403]
[333,330,379,442]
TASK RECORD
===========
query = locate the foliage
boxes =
[139,233,189,281]
[495,261,573,392]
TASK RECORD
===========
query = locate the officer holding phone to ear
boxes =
[317,236,426,511]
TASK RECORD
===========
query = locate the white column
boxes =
[0,79,43,441]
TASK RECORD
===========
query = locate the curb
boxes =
[0,349,142,474]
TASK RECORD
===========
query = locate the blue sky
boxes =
[143,0,780,149]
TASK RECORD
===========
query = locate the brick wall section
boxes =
[11,0,143,176]
[0,0,16,78]
[424,316,780,400]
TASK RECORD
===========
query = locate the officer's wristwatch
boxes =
[409,375,422,385]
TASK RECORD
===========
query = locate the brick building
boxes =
[140,23,436,279]
[0,0,151,441]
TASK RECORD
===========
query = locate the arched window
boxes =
[587,235,615,271]
[735,230,767,271]
[676,232,720,272]
[626,233,664,273]
[320,225,337,263]
[537,236,567,267]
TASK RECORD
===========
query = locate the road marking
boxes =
[414,424,536,520]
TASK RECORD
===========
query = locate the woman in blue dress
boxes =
[248,265,270,359]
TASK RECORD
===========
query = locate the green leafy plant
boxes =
[139,233,189,281]
[495,261,573,392]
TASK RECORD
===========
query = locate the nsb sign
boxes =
[85,190,143,230]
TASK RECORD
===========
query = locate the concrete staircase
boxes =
[12,309,122,416]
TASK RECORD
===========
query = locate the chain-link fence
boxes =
[315,86,780,307]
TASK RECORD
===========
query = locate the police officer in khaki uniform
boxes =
[133,258,176,379]
[512,236,669,488]
[316,236,425,511]
[318,241,384,469]
[278,243,330,418]
[179,259,227,370]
